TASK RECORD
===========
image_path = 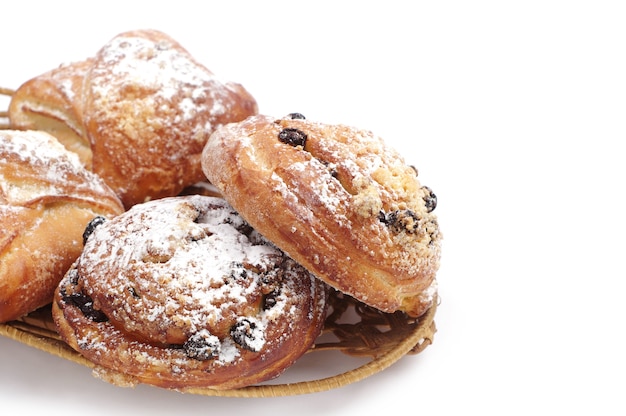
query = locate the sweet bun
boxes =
[52,195,329,390]
[201,114,441,318]
[83,29,258,208]
[8,29,258,209]
[0,130,124,323]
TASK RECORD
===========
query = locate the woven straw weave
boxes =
[0,291,437,397]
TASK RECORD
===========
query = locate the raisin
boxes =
[235,222,254,237]
[67,267,80,286]
[183,330,220,361]
[262,289,281,310]
[278,128,307,147]
[82,216,106,245]
[128,287,141,299]
[61,289,108,322]
[228,262,248,283]
[286,112,306,120]
[379,210,420,234]
[422,186,437,213]
[259,265,284,288]
[223,214,254,236]
[231,317,265,352]
[320,160,338,178]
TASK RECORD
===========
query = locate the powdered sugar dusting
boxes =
[418,278,438,305]
[99,35,210,107]
[76,195,324,370]
[206,115,441,315]
[59,78,76,102]
[0,130,117,204]
[271,160,350,228]
[90,32,237,128]
[82,30,257,208]
[84,197,270,335]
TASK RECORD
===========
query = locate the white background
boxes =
[1,1,625,414]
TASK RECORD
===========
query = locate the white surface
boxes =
[1,1,625,415]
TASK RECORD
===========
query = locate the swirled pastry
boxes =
[0,130,124,323]
[201,114,441,318]
[9,29,258,208]
[52,195,328,390]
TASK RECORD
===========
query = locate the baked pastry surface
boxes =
[52,195,328,390]
[201,114,441,317]
[82,30,258,208]
[0,130,124,323]
[8,59,93,168]
[8,29,258,208]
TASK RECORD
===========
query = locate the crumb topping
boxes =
[267,116,442,276]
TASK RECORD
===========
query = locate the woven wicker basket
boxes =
[1,86,437,397]
[0,291,437,397]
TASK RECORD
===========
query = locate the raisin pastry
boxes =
[0,130,124,323]
[9,29,258,208]
[52,195,329,390]
[201,114,441,318]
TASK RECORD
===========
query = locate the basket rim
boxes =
[0,297,436,397]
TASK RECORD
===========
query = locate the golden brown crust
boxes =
[8,60,93,168]
[0,130,124,323]
[82,29,258,208]
[52,195,328,390]
[201,114,441,317]
[8,29,258,209]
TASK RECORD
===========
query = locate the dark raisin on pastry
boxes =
[223,214,254,236]
[61,267,108,321]
[227,262,249,283]
[286,112,306,120]
[263,289,280,310]
[67,267,80,286]
[183,330,220,361]
[319,160,338,178]
[278,128,307,147]
[60,288,108,323]
[128,286,141,299]
[422,186,437,213]
[231,317,264,352]
[378,209,420,234]
[82,216,107,245]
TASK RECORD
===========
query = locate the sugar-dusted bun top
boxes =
[83,29,258,208]
[77,195,323,348]
[202,114,441,317]
[55,195,328,389]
